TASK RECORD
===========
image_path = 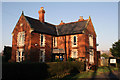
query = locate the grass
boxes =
[73,70,95,78]
[60,66,119,79]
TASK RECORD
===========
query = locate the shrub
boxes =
[68,57,75,61]
[55,58,61,62]
[48,61,84,77]
[91,64,97,70]
[8,59,14,63]
[2,61,84,79]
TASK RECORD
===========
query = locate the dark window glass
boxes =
[74,36,76,45]
[40,51,43,56]
[18,51,20,56]
[18,57,20,61]
[22,57,24,61]
[41,34,43,46]
[54,37,55,47]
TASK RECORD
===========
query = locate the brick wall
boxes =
[31,32,52,62]
[11,14,31,62]
[11,14,97,64]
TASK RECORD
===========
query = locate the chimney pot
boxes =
[78,16,84,21]
[59,20,65,25]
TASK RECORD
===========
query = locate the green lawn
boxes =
[75,66,118,78]
[57,66,118,80]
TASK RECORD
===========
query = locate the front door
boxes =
[39,49,45,62]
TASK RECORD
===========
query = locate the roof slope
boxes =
[25,16,57,35]
[24,15,88,36]
[57,21,87,36]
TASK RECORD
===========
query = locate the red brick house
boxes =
[11,7,97,65]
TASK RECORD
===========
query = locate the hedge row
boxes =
[2,61,84,80]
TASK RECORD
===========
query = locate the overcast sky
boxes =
[1,2,118,52]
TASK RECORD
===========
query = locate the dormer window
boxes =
[71,35,77,47]
[40,34,45,47]
[17,31,25,47]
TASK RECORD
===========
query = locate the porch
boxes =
[52,49,65,61]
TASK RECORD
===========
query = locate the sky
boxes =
[1,2,118,52]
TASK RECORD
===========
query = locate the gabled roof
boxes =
[25,16,57,35]
[24,15,89,36]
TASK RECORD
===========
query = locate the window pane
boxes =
[18,51,20,56]
[22,51,24,56]
[54,37,55,46]
[17,32,25,47]
[55,37,57,47]
[22,57,24,61]
[40,51,43,56]
[18,57,20,62]
[74,36,76,45]
[41,34,43,46]
[74,52,76,57]
[22,34,25,44]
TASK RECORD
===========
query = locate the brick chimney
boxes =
[38,7,45,22]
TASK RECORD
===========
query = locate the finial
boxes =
[89,16,91,19]
[22,11,24,15]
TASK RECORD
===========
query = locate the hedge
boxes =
[2,61,84,80]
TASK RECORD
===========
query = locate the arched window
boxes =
[40,34,45,47]
[71,35,77,47]
[53,37,57,47]
[17,31,25,47]
[74,36,77,45]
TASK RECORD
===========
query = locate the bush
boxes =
[91,64,97,70]
[2,62,49,80]
[55,58,61,62]
[48,61,84,77]
[2,61,84,79]
[68,57,75,61]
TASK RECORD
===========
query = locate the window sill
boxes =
[72,45,77,47]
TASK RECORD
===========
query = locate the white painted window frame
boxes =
[39,49,45,62]
[89,34,93,47]
[40,34,45,47]
[16,49,24,62]
[53,37,57,48]
[17,31,25,47]
[71,49,78,58]
[89,49,94,64]
[71,35,77,47]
